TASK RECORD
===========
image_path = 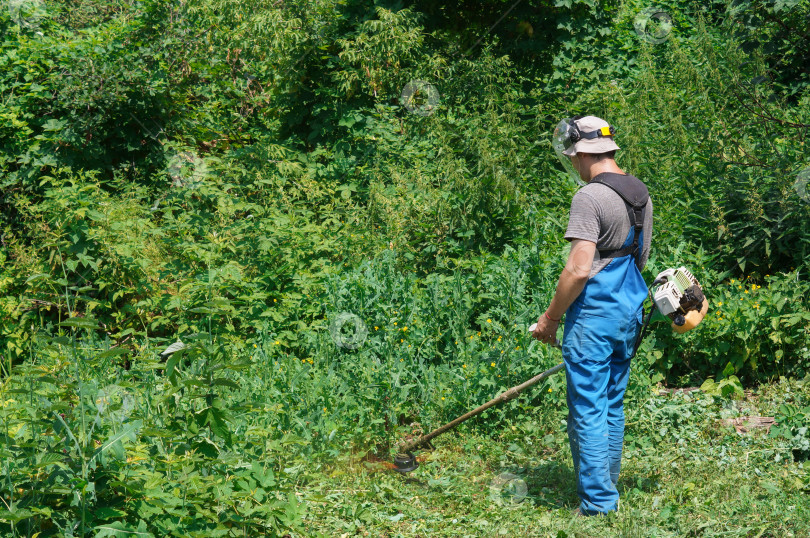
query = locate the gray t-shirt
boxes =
[564,179,653,278]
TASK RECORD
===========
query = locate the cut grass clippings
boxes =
[299,381,810,537]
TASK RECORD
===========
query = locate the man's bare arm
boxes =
[532,239,596,344]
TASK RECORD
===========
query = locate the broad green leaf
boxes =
[90,421,141,464]
[211,378,239,389]
[25,273,50,283]
[58,317,100,330]
[94,521,155,538]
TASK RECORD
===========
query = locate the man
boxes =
[532,115,653,516]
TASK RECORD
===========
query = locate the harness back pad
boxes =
[589,172,649,262]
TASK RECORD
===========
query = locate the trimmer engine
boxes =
[652,267,709,333]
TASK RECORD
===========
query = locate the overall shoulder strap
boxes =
[589,173,649,261]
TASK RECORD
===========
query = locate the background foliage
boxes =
[0,0,808,535]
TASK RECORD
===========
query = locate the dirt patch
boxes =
[721,416,775,434]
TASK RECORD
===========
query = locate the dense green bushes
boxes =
[2,0,809,379]
[0,330,305,536]
[1,0,809,534]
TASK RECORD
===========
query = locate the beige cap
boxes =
[562,115,620,156]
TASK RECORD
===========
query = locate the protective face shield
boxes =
[552,118,585,187]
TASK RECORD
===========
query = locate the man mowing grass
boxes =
[532,115,653,516]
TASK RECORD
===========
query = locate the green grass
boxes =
[299,382,810,537]
[2,333,808,537]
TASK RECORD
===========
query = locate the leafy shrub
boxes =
[0,323,305,536]
[770,403,810,461]
[699,374,745,399]
[646,269,810,384]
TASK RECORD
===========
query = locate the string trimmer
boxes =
[392,267,708,473]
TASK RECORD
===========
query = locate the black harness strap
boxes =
[589,172,649,263]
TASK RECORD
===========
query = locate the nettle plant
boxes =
[304,245,566,452]
[770,403,810,461]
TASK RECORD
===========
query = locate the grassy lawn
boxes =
[301,379,810,537]
[3,343,807,536]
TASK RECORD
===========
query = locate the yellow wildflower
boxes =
[490,362,496,367]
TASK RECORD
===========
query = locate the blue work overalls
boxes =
[561,226,647,515]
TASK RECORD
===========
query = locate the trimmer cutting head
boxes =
[393,452,419,473]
